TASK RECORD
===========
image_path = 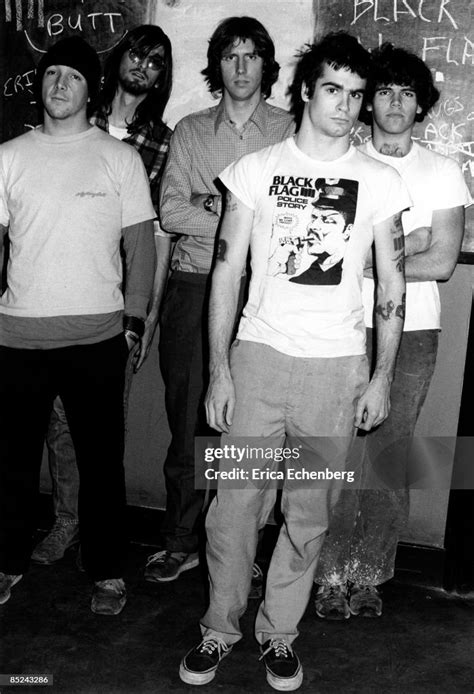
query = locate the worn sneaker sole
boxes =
[0,574,22,605]
[179,646,232,685]
[266,663,304,691]
[145,556,200,583]
[91,594,127,616]
[315,606,350,620]
[349,604,382,618]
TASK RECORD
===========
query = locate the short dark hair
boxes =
[96,24,172,132]
[290,32,371,129]
[359,43,440,124]
[201,16,279,99]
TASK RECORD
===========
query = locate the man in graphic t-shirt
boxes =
[178,33,409,691]
[0,37,156,615]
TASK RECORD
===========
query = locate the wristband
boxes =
[203,195,214,213]
[123,315,145,338]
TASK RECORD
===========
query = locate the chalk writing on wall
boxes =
[1,0,149,140]
[315,0,473,251]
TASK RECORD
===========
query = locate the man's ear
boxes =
[301,82,310,103]
[366,103,373,112]
[416,104,422,115]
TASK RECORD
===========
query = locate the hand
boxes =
[268,243,298,276]
[205,370,235,433]
[354,375,391,431]
[405,226,432,256]
[134,317,158,372]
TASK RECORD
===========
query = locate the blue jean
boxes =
[201,341,369,645]
[314,329,439,586]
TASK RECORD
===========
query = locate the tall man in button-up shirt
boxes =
[149,16,294,583]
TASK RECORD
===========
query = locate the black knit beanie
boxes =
[35,36,101,101]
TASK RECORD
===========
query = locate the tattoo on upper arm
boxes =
[216,239,227,262]
[391,215,405,273]
[225,191,238,213]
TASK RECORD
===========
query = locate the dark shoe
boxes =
[0,573,22,605]
[349,584,382,617]
[91,578,127,616]
[144,550,199,583]
[260,638,303,691]
[31,521,79,564]
[249,562,264,599]
[314,584,350,620]
[179,637,232,685]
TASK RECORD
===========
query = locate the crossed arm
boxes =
[355,212,406,431]
[205,192,253,433]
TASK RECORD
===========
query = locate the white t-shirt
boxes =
[0,126,155,318]
[220,137,411,358]
[359,140,472,331]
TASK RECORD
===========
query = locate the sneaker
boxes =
[31,521,80,565]
[260,638,303,691]
[0,573,22,605]
[249,562,264,599]
[144,550,199,583]
[314,584,350,620]
[349,584,382,617]
[91,578,127,616]
[179,637,232,685]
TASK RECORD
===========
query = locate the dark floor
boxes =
[1,539,473,694]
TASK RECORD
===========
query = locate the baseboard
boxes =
[37,493,446,588]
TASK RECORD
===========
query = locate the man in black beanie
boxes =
[0,36,156,615]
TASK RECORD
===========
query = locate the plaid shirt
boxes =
[92,112,172,215]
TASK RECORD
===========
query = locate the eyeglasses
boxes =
[128,49,165,72]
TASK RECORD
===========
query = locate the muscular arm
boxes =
[205,191,254,433]
[404,206,465,282]
[355,212,406,431]
[159,121,221,238]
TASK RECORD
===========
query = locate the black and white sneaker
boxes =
[260,638,303,691]
[179,637,232,685]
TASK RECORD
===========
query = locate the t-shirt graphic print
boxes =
[266,177,359,286]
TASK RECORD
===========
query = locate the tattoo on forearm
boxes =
[375,293,406,321]
[375,300,394,321]
[395,292,406,320]
[225,191,238,213]
[217,239,227,262]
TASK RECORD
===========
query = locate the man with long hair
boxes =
[152,16,294,584]
[31,25,173,568]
